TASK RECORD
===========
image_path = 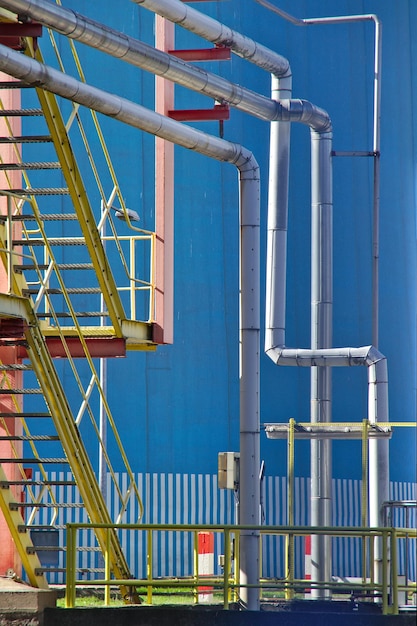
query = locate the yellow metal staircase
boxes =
[0,27,155,596]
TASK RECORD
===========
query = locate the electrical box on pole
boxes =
[218,452,240,490]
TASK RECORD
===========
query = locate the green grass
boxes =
[56,586,225,608]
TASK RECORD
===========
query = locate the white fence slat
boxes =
[28,473,416,584]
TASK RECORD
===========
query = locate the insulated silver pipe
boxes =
[0,40,260,602]
[132,0,290,76]
[310,128,333,596]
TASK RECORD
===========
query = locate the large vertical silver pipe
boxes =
[265,75,291,356]
[368,353,389,586]
[310,129,333,596]
[239,156,261,610]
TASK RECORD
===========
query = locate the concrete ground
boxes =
[0,576,56,626]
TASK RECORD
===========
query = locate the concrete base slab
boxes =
[0,577,56,626]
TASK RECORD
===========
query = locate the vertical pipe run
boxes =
[372,17,382,348]
[310,129,333,597]
[238,157,261,610]
[265,75,291,353]
[368,356,389,586]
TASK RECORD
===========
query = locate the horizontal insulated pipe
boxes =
[132,0,290,77]
[0,42,256,166]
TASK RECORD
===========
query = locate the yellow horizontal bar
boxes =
[66,522,400,536]
[297,422,416,428]
[39,321,155,347]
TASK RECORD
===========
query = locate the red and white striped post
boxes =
[198,531,214,603]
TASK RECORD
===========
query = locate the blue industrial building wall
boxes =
[25,1,416,483]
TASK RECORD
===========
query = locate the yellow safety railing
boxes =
[65,523,416,614]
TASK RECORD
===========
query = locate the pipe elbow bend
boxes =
[265,345,283,365]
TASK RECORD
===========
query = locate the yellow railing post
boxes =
[129,236,136,320]
[147,529,153,605]
[104,528,111,606]
[65,524,76,608]
[390,528,398,615]
[193,530,199,604]
[382,529,388,614]
[285,418,295,599]
[224,527,230,609]
[361,419,369,582]
[233,530,239,604]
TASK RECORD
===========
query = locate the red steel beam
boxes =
[17,337,126,359]
[168,103,230,122]
[168,47,231,62]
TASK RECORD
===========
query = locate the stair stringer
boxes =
[0,463,49,589]
[0,293,139,600]
[28,44,153,348]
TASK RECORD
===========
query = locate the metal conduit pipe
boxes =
[132,0,290,77]
[0,40,261,610]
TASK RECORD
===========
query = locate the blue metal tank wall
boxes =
[34,1,416,483]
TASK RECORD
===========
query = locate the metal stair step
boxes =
[3,458,68,465]
[0,81,32,89]
[35,311,107,318]
[20,525,66,531]
[0,136,52,143]
[0,109,43,117]
[23,287,102,296]
[5,213,78,221]
[35,567,66,574]
[13,237,86,246]
[1,187,69,195]
[1,480,76,487]
[0,465,49,587]
[0,388,43,395]
[0,412,51,418]
[27,547,65,556]
[0,162,61,171]
[14,262,94,272]
[21,502,83,508]
[0,435,60,441]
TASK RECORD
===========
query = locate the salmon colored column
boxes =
[0,72,23,577]
[154,16,174,344]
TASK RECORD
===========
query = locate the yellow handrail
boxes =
[65,522,416,613]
